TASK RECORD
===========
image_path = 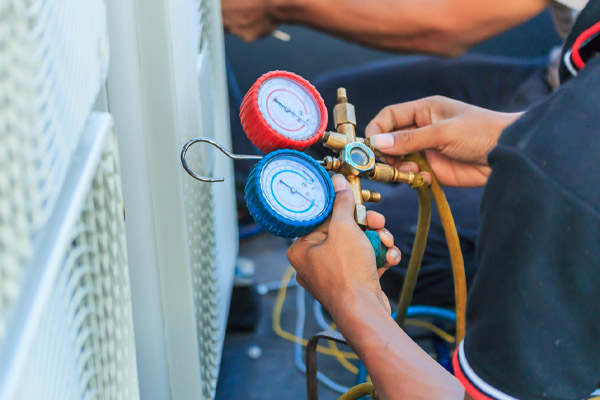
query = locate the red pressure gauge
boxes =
[240,71,328,153]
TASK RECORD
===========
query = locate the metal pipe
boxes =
[180,137,262,182]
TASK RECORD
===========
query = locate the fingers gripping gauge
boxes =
[244,149,387,268]
[240,71,328,153]
[245,150,334,238]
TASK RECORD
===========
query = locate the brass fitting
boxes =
[333,88,357,142]
[320,131,349,152]
[361,189,381,203]
[323,87,400,227]
[369,162,426,188]
[333,88,356,127]
[322,156,342,172]
[355,204,368,228]
[320,86,428,229]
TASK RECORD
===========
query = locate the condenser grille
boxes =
[185,174,221,398]
[10,131,139,400]
[0,0,109,344]
[183,1,236,397]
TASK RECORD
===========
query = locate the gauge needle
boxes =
[279,179,312,202]
[273,98,311,126]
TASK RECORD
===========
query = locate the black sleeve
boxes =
[454,57,600,400]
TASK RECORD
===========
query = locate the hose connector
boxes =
[369,162,427,188]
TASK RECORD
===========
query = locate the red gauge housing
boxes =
[240,70,328,153]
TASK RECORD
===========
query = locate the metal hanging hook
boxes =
[181,137,263,182]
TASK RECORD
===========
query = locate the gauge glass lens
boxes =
[257,77,321,141]
[260,155,329,221]
[350,147,370,166]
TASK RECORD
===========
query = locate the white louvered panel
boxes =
[167,0,236,397]
[191,1,236,397]
[0,0,109,343]
[201,0,237,363]
[12,289,81,400]
[4,0,108,233]
[1,118,139,400]
[104,0,236,397]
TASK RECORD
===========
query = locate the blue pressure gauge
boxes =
[245,150,334,238]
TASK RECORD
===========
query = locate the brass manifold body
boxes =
[318,88,425,228]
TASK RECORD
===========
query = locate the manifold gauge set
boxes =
[181,70,426,268]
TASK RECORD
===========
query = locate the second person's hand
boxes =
[365,96,522,187]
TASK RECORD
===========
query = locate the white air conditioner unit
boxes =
[0,1,140,398]
[103,0,237,398]
[1,0,234,397]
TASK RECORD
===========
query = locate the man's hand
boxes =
[289,174,466,399]
[366,96,522,187]
[222,0,279,42]
[286,175,401,316]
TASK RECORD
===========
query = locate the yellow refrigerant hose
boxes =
[395,185,431,328]
[403,153,467,345]
[337,154,467,400]
[338,382,378,400]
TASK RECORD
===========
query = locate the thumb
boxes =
[369,125,441,155]
[330,175,356,224]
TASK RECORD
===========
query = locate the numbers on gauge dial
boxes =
[260,154,329,221]
[257,77,321,141]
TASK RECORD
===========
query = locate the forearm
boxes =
[328,287,465,399]
[269,0,549,56]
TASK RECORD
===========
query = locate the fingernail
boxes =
[382,229,392,240]
[370,134,394,149]
[389,248,401,262]
[332,174,347,192]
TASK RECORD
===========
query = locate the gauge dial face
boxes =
[260,154,330,221]
[257,77,322,141]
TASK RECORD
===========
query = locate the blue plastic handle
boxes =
[365,230,387,268]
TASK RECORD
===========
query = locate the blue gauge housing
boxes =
[245,149,334,238]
